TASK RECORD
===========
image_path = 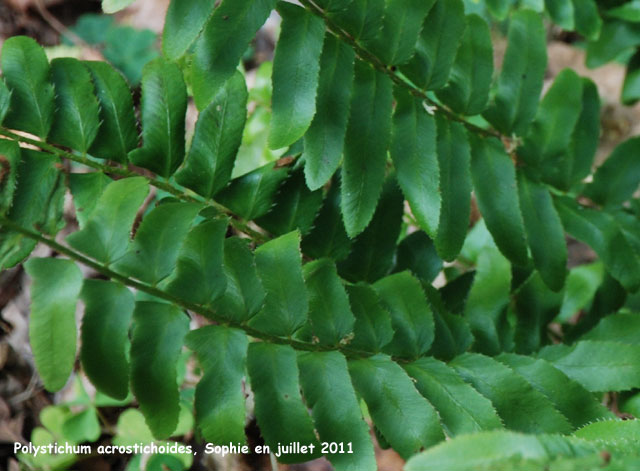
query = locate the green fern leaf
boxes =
[176,71,247,198]
[470,135,528,267]
[436,14,493,116]
[214,237,265,323]
[0,36,54,138]
[80,280,135,400]
[162,0,217,60]
[165,218,228,306]
[483,10,547,136]
[348,354,444,458]
[434,117,472,261]
[364,0,436,65]
[129,58,187,178]
[391,88,440,237]
[48,58,100,153]
[191,0,275,109]
[517,173,568,291]
[298,351,376,471]
[248,231,309,336]
[404,357,503,436]
[451,353,573,434]
[66,177,149,265]
[303,35,355,190]
[298,258,355,346]
[186,325,248,444]
[84,61,138,163]
[269,1,325,150]
[341,60,393,237]
[24,258,83,392]
[130,301,189,439]
[401,0,465,90]
[114,202,202,285]
[247,343,321,464]
[538,340,640,392]
[374,271,435,359]
[215,162,289,220]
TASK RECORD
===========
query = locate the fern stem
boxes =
[0,215,373,359]
[0,126,269,243]
[297,0,504,141]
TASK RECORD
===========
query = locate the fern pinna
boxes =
[1,0,640,469]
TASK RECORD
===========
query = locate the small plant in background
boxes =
[1,0,640,470]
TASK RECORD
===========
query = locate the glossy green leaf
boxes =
[298,351,375,471]
[346,283,393,353]
[302,181,352,261]
[66,177,149,265]
[341,60,393,237]
[582,312,640,345]
[391,88,440,236]
[176,71,247,198]
[405,431,597,471]
[114,202,202,285]
[517,174,567,291]
[586,20,640,68]
[248,231,309,336]
[330,0,385,41]
[192,0,276,109]
[394,231,442,283]
[518,69,583,169]
[215,162,289,220]
[102,0,135,13]
[574,419,640,450]
[623,50,640,105]
[436,14,493,116]
[0,140,20,215]
[374,271,435,359]
[0,36,54,138]
[256,168,323,236]
[348,354,444,458]
[25,258,83,392]
[401,0,465,90]
[214,237,265,323]
[546,0,575,30]
[338,177,404,282]
[80,280,135,400]
[450,353,573,434]
[129,58,188,178]
[464,248,512,355]
[404,357,503,437]
[68,172,112,229]
[470,135,528,266]
[84,60,139,163]
[555,197,640,292]
[0,79,10,124]
[425,286,474,360]
[542,78,600,190]
[513,273,563,354]
[163,0,216,59]
[586,137,640,207]
[483,10,547,136]
[269,1,325,149]
[557,262,603,322]
[572,0,602,41]
[538,340,640,392]
[247,343,320,464]
[496,353,614,428]
[130,301,189,439]
[303,35,355,190]
[0,150,65,269]
[486,0,512,20]
[48,58,100,153]
[300,259,355,346]
[364,0,436,65]
[165,218,228,306]
[434,117,472,261]
[186,325,248,444]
